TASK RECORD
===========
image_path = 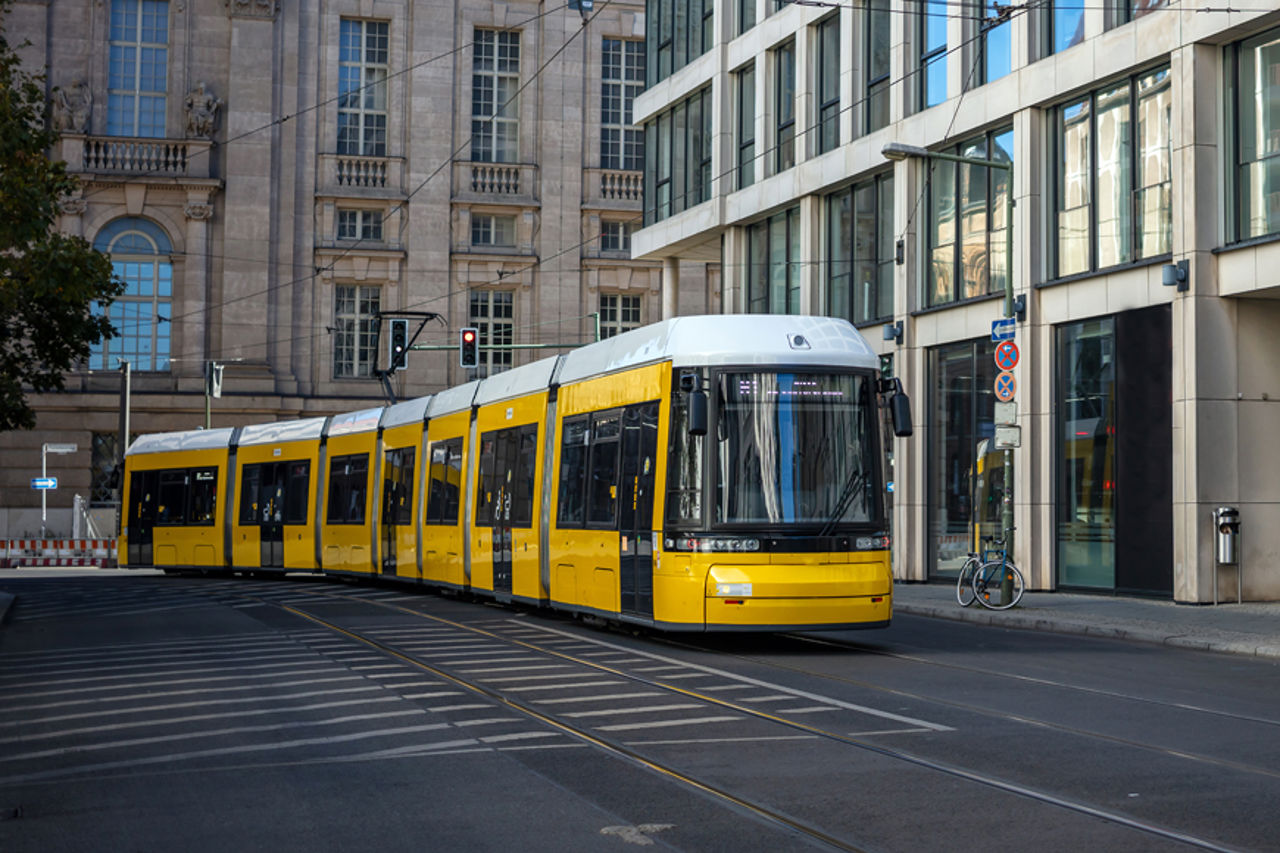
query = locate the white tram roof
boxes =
[237,417,328,447]
[474,356,559,407]
[426,380,480,418]
[380,396,431,429]
[555,314,878,386]
[126,426,237,456]
[324,406,383,438]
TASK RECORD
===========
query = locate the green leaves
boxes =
[0,0,123,431]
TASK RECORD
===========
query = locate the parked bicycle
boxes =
[970,537,1025,610]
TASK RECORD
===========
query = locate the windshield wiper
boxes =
[817,468,867,538]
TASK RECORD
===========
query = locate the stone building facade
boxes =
[1,0,717,536]
[632,1,1280,602]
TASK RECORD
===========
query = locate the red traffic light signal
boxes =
[459,327,479,368]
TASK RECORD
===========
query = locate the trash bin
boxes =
[1214,507,1239,565]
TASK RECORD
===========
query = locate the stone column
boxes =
[662,257,679,320]
[183,193,215,369]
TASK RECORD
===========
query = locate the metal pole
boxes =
[1000,164,1015,599]
[204,361,212,429]
[117,360,131,539]
[591,311,601,342]
[41,444,48,538]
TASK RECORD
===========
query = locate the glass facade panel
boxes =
[642,87,712,224]
[1234,28,1280,240]
[1095,82,1132,268]
[747,207,799,314]
[774,41,796,172]
[928,340,1006,577]
[1052,1,1085,54]
[921,0,947,108]
[827,173,894,325]
[645,0,712,87]
[737,65,756,188]
[866,0,890,132]
[1056,318,1116,589]
[1136,68,1172,257]
[983,0,1012,84]
[817,16,840,154]
[1057,98,1092,276]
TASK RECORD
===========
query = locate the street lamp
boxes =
[41,442,78,538]
[883,141,1018,575]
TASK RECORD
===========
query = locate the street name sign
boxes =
[991,318,1016,342]
[31,478,58,490]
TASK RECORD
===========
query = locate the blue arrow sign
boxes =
[31,477,58,490]
[991,318,1016,342]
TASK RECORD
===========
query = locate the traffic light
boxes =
[388,318,409,371]
[459,327,479,369]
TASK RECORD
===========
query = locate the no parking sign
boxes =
[994,340,1019,371]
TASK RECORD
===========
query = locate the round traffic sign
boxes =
[993,371,1017,402]
[994,340,1020,371]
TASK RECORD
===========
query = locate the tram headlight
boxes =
[715,582,753,597]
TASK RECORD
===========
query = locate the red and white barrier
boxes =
[1,539,118,569]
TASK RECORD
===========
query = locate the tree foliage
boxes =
[0,1,122,431]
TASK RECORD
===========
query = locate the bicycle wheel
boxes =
[972,560,1025,610]
[955,557,978,607]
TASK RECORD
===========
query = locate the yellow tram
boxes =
[121,315,912,631]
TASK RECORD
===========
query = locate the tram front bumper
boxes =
[703,562,892,630]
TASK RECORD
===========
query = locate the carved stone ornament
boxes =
[184,202,214,221]
[225,0,278,19]
[60,196,88,216]
[51,79,92,134]
[184,82,223,139]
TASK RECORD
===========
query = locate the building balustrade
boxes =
[317,154,405,197]
[59,135,214,180]
[589,168,643,204]
[452,161,539,203]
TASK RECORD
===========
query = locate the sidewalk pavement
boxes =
[2,582,1277,661]
[893,581,1280,660]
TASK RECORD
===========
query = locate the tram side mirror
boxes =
[879,377,913,437]
[688,389,708,437]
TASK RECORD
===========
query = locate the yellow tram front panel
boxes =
[121,441,232,570]
[549,362,670,617]
[320,413,380,576]
[421,410,470,589]
[379,420,424,580]
[231,436,322,571]
[471,391,548,602]
[700,551,893,629]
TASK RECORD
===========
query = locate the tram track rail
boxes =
[244,582,1247,853]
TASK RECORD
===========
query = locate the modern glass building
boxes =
[632,1,1280,602]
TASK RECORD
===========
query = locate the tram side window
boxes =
[588,411,621,527]
[476,425,539,529]
[382,447,415,526]
[666,390,705,524]
[558,417,589,526]
[425,438,463,524]
[156,470,187,525]
[188,468,218,524]
[285,461,310,524]
[239,465,261,525]
[327,453,369,524]
[475,433,498,525]
[512,424,538,527]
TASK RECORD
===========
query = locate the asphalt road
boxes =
[1,570,1277,852]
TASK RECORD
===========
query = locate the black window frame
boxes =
[326,452,370,525]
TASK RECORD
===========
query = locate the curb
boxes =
[893,601,1280,661]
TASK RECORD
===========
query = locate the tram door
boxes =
[490,433,517,595]
[380,448,414,576]
[258,463,285,568]
[619,403,658,617]
[127,470,158,566]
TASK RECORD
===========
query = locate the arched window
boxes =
[91,218,173,371]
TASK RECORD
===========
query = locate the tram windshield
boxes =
[714,371,878,527]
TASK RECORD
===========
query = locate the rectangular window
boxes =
[774,40,796,172]
[643,87,712,225]
[471,213,516,247]
[827,172,895,325]
[333,284,381,378]
[588,411,621,526]
[738,0,756,35]
[599,294,641,338]
[156,469,187,525]
[666,378,704,524]
[1050,1,1085,55]
[926,127,1013,307]
[108,0,168,137]
[382,447,415,526]
[326,453,369,525]
[337,209,383,242]
[337,19,389,157]
[981,1,1012,85]
[920,0,947,109]
[737,65,756,189]
[746,207,800,314]
[816,16,840,154]
[90,432,122,506]
[472,28,520,163]
[557,417,589,526]
[285,461,310,525]
[425,438,464,524]
[468,290,513,377]
[475,424,538,528]
[188,468,218,525]
[601,38,646,171]
[91,232,172,372]
[1111,0,1169,28]
[646,0,712,87]
[865,0,890,133]
[1053,67,1171,277]
[1230,27,1280,241]
[601,220,634,252]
